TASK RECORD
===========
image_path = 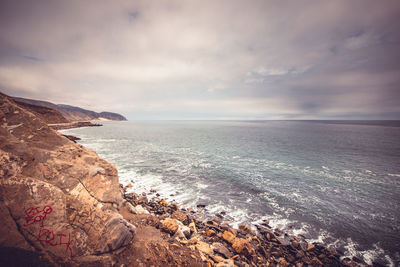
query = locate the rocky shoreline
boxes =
[118,185,364,267]
[0,92,362,266]
[48,121,102,130]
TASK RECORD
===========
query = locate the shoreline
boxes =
[0,91,361,266]
[119,183,355,266]
[58,127,357,266]
[59,126,368,266]
[48,121,102,130]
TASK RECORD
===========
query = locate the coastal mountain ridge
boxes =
[13,96,127,122]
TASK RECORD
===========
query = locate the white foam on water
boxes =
[342,238,395,266]
[308,229,333,244]
[196,183,209,189]
[388,173,400,177]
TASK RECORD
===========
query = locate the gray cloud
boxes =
[0,0,399,119]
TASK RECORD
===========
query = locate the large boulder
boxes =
[0,93,135,266]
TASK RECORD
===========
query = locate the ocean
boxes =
[61,120,400,265]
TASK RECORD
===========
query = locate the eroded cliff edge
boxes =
[0,92,135,265]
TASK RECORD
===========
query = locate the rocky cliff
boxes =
[0,91,352,266]
[0,92,135,265]
[13,97,127,122]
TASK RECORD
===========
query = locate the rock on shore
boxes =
[0,92,135,265]
[0,91,360,266]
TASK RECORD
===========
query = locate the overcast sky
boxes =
[0,0,399,120]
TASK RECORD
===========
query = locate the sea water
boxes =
[61,120,400,265]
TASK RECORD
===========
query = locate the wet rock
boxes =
[170,203,179,211]
[196,204,206,208]
[306,243,315,251]
[216,213,224,219]
[160,199,168,207]
[274,228,283,236]
[238,224,251,233]
[137,195,148,205]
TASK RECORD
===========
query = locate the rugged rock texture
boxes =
[0,92,134,266]
[13,97,127,122]
[0,91,358,266]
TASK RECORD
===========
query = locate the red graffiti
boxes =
[37,228,73,257]
[23,205,53,227]
[23,205,73,257]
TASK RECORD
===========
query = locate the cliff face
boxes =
[0,93,134,265]
[13,97,127,122]
[99,111,127,121]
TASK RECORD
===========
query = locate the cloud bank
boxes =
[0,0,399,119]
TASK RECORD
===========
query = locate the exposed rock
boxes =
[196,241,214,256]
[212,242,233,259]
[62,134,81,143]
[205,229,217,237]
[189,221,198,234]
[278,257,289,266]
[0,93,135,266]
[222,230,236,244]
[307,243,315,251]
[211,254,225,263]
[232,238,252,255]
[0,92,352,267]
[127,204,149,215]
[238,224,251,233]
[161,218,179,234]
[216,259,236,267]
[172,210,188,224]
[160,199,168,207]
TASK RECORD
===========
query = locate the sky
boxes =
[0,0,400,120]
